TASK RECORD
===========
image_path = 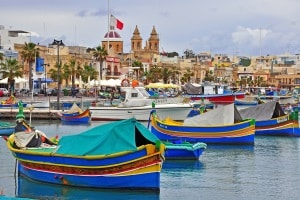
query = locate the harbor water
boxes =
[1,120,300,200]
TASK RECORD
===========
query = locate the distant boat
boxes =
[164,141,207,160]
[31,101,50,109]
[57,103,90,124]
[181,82,245,104]
[0,121,15,136]
[234,98,258,106]
[148,104,255,145]
[0,96,27,108]
[238,101,300,137]
[90,84,193,121]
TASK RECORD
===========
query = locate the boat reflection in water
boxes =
[17,175,159,200]
[162,160,204,170]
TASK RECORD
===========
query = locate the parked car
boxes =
[20,88,30,96]
[49,88,63,96]
[29,89,41,97]
[0,88,9,97]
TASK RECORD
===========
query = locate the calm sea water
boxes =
[1,120,300,200]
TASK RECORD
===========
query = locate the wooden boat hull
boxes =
[149,113,255,145]
[90,104,192,121]
[164,142,207,160]
[7,138,164,190]
[234,99,258,106]
[59,109,91,123]
[0,103,27,108]
[0,127,15,136]
[255,113,300,136]
[184,93,245,104]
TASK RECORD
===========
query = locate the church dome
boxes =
[103,30,123,41]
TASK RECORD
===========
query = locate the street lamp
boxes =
[51,39,65,109]
[43,63,50,96]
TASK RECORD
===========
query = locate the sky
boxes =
[1,0,300,57]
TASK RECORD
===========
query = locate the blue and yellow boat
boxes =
[238,101,300,136]
[148,104,255,145]
[5,117,165,190]
[57,103,91,124]
[164,141,207,160]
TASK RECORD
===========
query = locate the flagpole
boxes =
[107,0,110,54]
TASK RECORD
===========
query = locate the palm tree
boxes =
[181,68,194,83]
[161,67,172,84]
[49,62,62,85]
[81,64,98,83]
[132,60,143,80]
[67,59,83,88]
[149,65,161,82]
[62,63,71,87]
[20,42,39,91]
[93,46,108,80]
[0,59,23,93]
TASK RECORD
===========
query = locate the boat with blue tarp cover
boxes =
[4,102,166,190]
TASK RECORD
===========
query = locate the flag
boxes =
[110,15,124,30]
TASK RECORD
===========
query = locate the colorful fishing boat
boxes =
[181,82,245,104]
[234,98,258,106]
[148,104,255,145]
[0,96,27,108]
[5,109,165,190]
[238,101,300,136]
[57,103,90,123]
[164,141,207,160]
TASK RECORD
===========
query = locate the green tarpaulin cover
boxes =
[55,118,159,156]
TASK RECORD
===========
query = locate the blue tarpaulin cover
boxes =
[55,118,159,156]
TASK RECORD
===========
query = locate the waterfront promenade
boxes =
[0,95,96,120]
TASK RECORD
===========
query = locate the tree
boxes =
[161,67,172,84]
[170,66,180,84]
[81,64,98,83]
[181,68,194,83]
[20,42,39,91]
[204,70,214,82]
[93,46,108,80]
[149,65,161,82]
[183,49,195,58]
[49,62,62,85]
[62,63,71,87]
[132,60,143,80]
[239,58,251,66]
[0,59,23,93]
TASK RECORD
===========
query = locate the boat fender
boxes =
[121,79,130,87]
[132,79,139,88]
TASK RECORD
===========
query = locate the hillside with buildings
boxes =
[1,24,300,91]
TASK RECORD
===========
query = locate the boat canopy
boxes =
[55,118,159,156]
[183,103,242,126]
[238,101,286,121]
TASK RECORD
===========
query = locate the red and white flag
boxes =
[110,15,124,30]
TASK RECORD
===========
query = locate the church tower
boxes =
[147,26,159,54]
[131,25,143,52]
